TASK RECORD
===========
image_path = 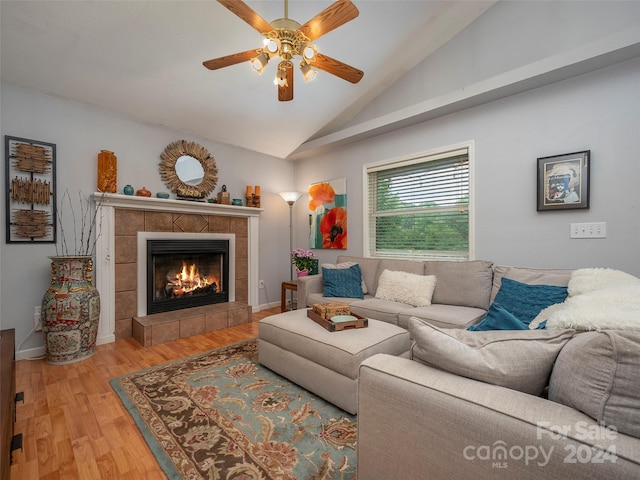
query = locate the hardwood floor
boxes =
[10,306,281,480]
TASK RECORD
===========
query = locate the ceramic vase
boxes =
[41,256,101,365]
[97,149,117,193]
[296,269,309,278]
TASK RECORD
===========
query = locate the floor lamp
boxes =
[279,191,303,282]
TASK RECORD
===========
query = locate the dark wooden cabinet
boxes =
[1,329,16,480]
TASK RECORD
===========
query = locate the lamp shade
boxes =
[251,52,270,73]
[300,62,317,82]
[279,191,303,204]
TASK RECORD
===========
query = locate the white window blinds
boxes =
[366,148,470,260]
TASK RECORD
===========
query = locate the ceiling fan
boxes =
[203,0,364,101]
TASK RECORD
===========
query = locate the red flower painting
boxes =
[320,207,347,249]
[309,178,347,249]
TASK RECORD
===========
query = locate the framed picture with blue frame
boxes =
[537,150,590,211]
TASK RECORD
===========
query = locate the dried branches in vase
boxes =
[56,189,104,257]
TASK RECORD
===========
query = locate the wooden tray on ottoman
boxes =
[307,309,368,332]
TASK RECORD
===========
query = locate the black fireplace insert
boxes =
[147,239,229,314]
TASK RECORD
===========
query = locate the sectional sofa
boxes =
[297,255,497,329]
[295,256,640,479]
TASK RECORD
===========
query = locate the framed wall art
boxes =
[308,177,347,249]
[5,136,57,243]
[537,150,590,211]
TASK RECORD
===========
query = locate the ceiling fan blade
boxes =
[217,0,274,34]
[278,64,294,102]
[313,53,364,84]
[203,50,257,70]
[299,0,359,41]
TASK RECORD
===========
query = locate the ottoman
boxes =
[258,309,411,414]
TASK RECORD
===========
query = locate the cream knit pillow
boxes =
[375,269,436,307]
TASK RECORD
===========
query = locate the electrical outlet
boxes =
[259,280,265,289]
[34,306,42,331]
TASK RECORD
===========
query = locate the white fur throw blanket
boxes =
[530,268,640,331]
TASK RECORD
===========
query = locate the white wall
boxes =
[347,0,640,128]
[0,84,294,352]
[294,58,640,274]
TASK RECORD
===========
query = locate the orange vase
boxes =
[97,150,117,193]
[136,186,151,197]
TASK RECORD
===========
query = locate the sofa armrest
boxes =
[358,354,640,479]
[295,275,323,309]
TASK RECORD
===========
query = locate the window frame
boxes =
[363,141,475,260]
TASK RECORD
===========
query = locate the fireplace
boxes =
[137,232,235,316]
[146,239,230,315]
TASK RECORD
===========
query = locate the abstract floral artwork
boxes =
[308,178,347,249]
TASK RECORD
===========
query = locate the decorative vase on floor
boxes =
[41,256,100,365]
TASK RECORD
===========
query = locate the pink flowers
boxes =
[291,248,316,271]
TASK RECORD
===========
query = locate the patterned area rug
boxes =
[110,339,357,479]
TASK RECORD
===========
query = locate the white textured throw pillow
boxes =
[375,269,436,307]
[321,262,368,294]
[568,268,640,296]
[530,268,640,331]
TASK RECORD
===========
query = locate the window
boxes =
[365,144,472,260]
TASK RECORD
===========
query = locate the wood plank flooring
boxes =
[10,306,281,480]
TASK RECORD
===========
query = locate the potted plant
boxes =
[291,248,317,277]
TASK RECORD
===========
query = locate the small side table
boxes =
[281,280,297,312]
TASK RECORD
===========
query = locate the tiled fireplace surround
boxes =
[93,194,262,345]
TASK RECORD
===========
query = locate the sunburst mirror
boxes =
[159,140,218,199]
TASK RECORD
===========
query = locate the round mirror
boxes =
[159,140,218,199]
[175,155,205,185]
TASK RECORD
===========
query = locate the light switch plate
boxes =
[570,222,606,238]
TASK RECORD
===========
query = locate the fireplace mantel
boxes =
[94,192,263,217]
[92,193,262,346]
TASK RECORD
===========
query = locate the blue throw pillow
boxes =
[467,303,529,331]
[322,264,364,299]
[492,277,568,326]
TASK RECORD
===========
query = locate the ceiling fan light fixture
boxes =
[302,44,317,63]
[300,61,317,82]
[251,52,270,73]
[207,0,363,101]
[274,66,288,87]
[264,38,280,56]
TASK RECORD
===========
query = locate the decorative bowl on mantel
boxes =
[156,192,170,199]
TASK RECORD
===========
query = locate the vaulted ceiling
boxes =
[1,1,492,158]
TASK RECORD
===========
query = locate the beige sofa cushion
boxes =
[425,260,494,309]
[398,304,486,330]
[549,330,640,438]
[491,265,573,303]
[409,317,575,395]
[373,258,424,294]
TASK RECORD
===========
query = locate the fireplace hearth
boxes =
[147,239,229,314]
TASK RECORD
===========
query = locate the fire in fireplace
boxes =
[147,239,229,314]
[165,260,218,297]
